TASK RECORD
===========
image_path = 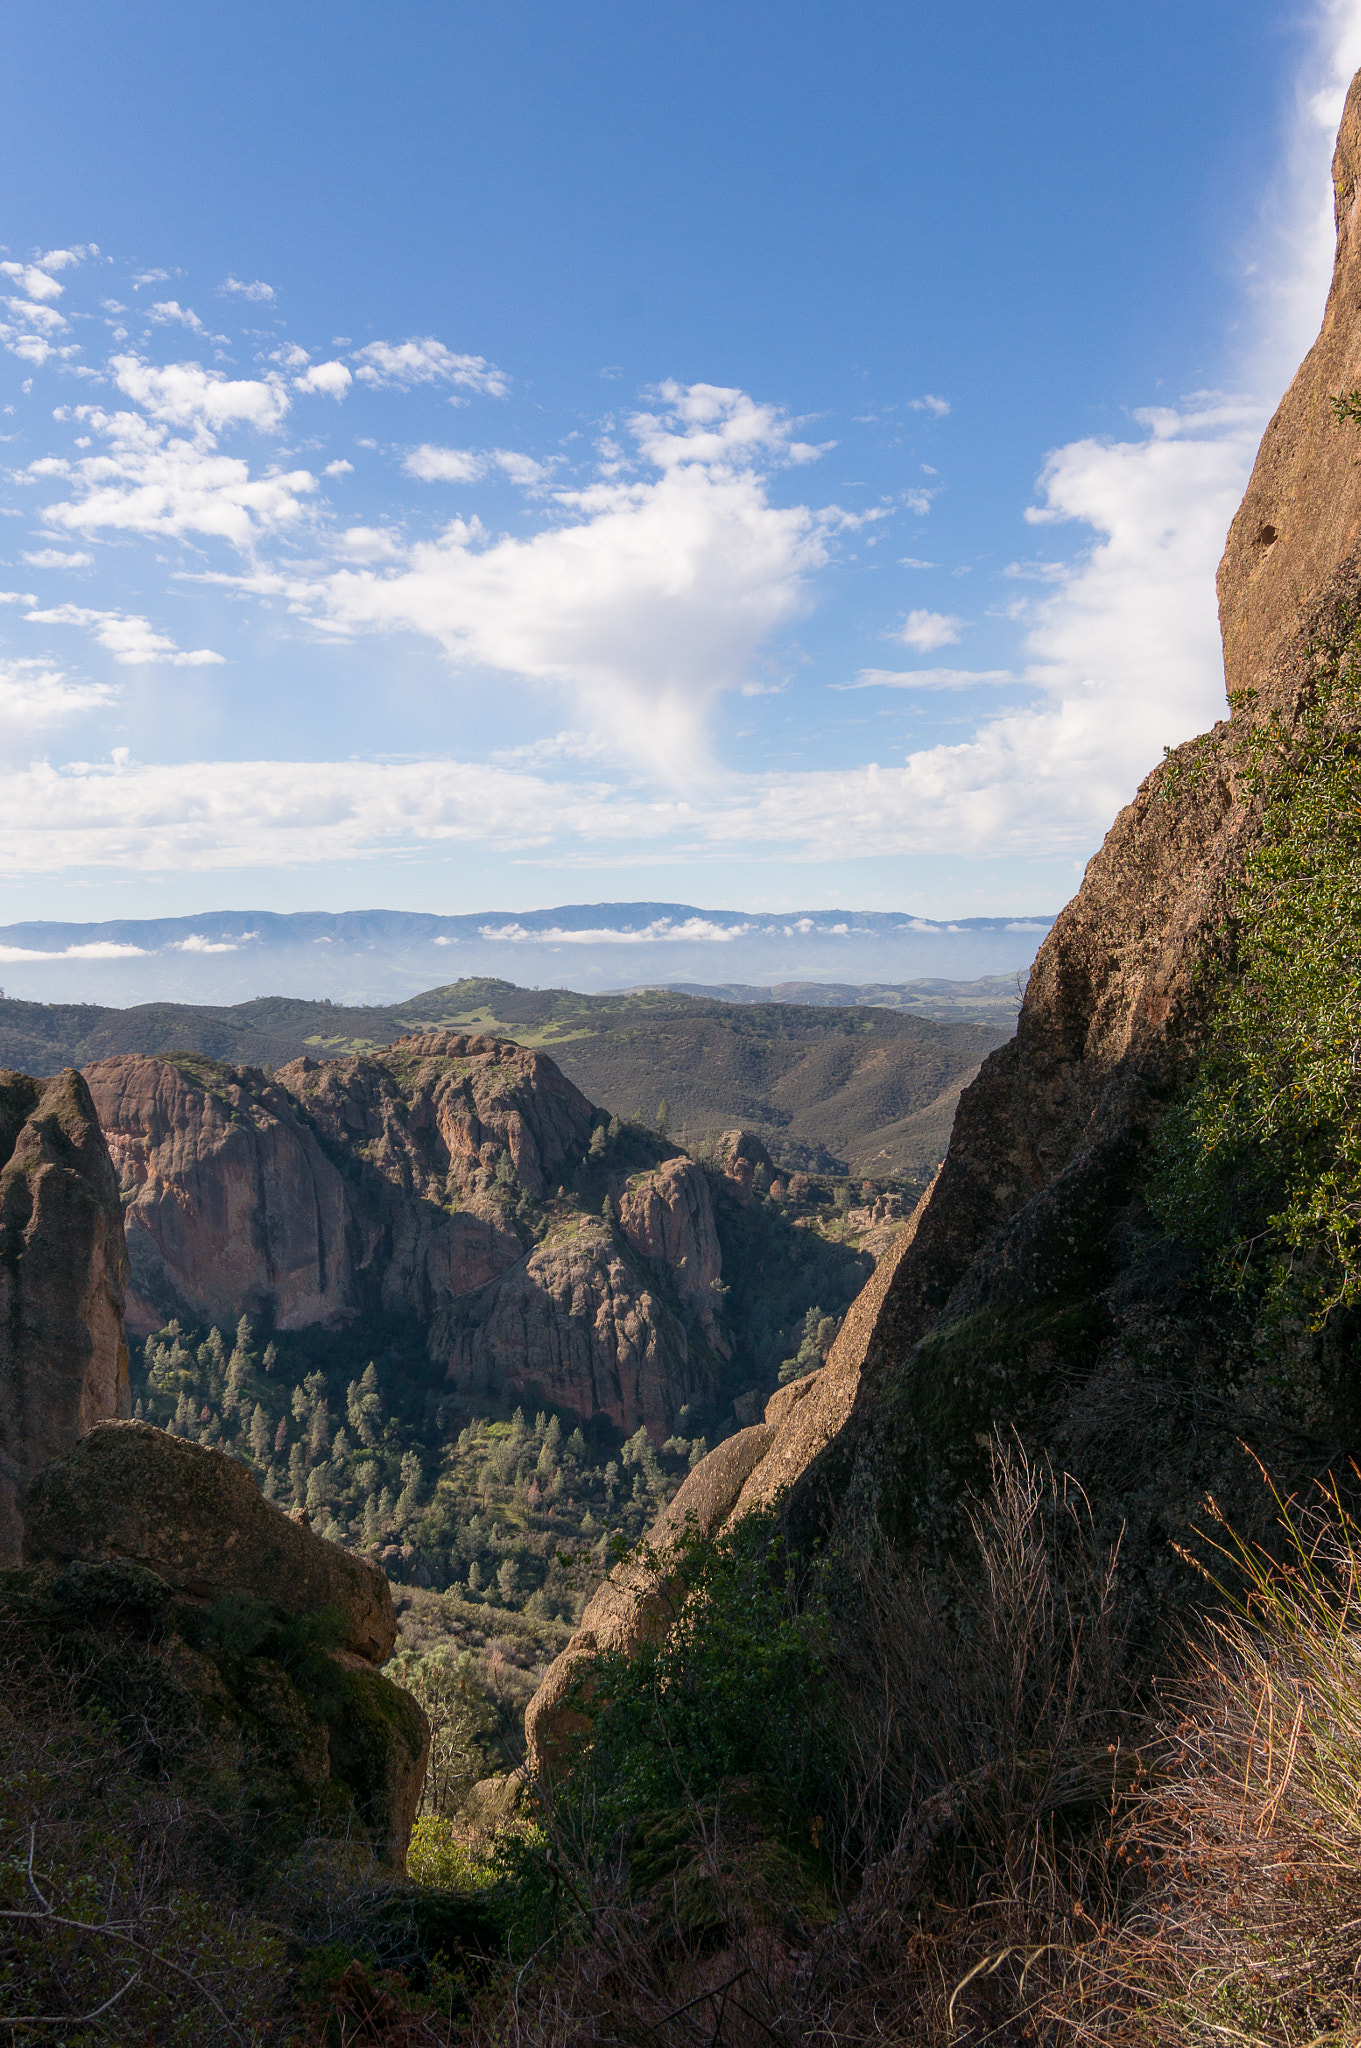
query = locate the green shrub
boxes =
[555,1513,835,1851]
[1152,628,1361,1349]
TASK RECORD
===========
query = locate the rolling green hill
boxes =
[0,975,1011,1180]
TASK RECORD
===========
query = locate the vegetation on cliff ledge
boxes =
[1154,629,1361,1370]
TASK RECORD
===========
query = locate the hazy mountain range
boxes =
[0,902,1054,1007]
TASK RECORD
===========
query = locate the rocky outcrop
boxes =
[24,1419,396,1662]
[431,1217,710,1439]
[712,1130,774,1205]
[279,1031,595,1207]
[618,1156,729,1354]
[88,1033,730,1435]
[15,1420,428,1866]
[0,1069,129,1565]
[86,1055,355,1336]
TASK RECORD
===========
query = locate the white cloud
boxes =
[169,934,238,952]
[897,608,963,651]
[22,549,93,568]
[1249,0,1361,394]
[402,443,550,487]
[130,270,170,290]
[352,338,508,396]
[0,754,657,872]
[629,381,829,469]
[148,300,209,334]
[323,459,354,477]
[477,917,755,944]
[0,263,64,303]
[293,360,352,398]
[332,526,402,561]
[0,657,115,752]
[23,602,226,666]
[0,941,148,961]
[490,448,551,488]
[3,299,68,336]
[36,407,316,545]
[220,276,275,301]
[108,354,290,437]
[403,444,483,483]
[838,667,1017,690]
[908,394,951,417]
[214,382,846,774]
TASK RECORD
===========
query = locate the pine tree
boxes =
[308,1399,331,1464]
[248,1403,272,1463]
[288,1441,306,1506]
[273,1417,288,1455]
[394,1450,423,1527]
[466,1559,483,1595]
[290,1384,310,1426]
[497,1557,519,1604]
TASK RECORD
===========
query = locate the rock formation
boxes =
[0,1068,129,1565]
[87,1054,357,1335]
[24,1419,396,1662]
[86,1033,730,1437]
[432,1216,709,1439]
[14,1420,428,1867]
[522,72,1361,1766]
[618,1156,728,1354]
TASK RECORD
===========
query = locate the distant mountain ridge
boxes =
[0,902,1055,1007]
[0,974,1011,1181]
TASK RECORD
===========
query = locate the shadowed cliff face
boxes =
[0,1068,129,1564]
[86,1033,731,1437]
[519,70,1361,1761]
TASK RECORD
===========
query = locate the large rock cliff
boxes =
[522,71,1361,1761]
[86,1033,731,1438]
[0,1069,129,1564]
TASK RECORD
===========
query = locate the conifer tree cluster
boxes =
[132,1318,707,1624]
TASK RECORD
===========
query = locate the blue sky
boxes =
[0,0,1357,928]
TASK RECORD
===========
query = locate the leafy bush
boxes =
[1152,631,1361,1349]
[557,1512,835,1844]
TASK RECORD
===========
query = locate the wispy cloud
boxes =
[220,275,275,301]
[22,602,225,666]
[352,338,508,396]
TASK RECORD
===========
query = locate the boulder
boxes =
[0,1069,128,1566]
[22,1420,397,1663]
[713,1130,774,1205]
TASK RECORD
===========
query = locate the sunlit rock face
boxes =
[86,1033,728,1436]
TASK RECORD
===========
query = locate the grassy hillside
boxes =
[0,976,1010,1179]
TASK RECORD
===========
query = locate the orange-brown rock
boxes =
[431,1216,711,1440]
[618,1156,729,1355]
[279,1031,595,1205]
[86,1032,725,1434]
[86,1055,356,1336]
[0,1069,129,1565]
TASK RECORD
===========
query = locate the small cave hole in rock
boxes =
[1256,523,1279,546]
